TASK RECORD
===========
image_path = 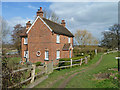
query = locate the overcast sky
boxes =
[2,2,118,43]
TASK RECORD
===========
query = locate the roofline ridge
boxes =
[42,17,63,26]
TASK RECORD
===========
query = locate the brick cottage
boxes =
[20,7,74,64]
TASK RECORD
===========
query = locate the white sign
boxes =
[115,57,120,59]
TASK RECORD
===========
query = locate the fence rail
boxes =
[6,55,91,88]
[7,65,45,88]
[53,56,89,70]
[12,67,32,73]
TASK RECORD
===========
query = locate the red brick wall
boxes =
[21,17,73,64]
[21,37,28,63]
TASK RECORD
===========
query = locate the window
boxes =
[56,35,60,43]
[24,37,28,44]
[56,50,60,59]
[68,37,71,43]
[45,51,49,60]
[24,51,28,58]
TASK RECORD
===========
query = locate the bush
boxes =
[26,62,32,66]
[35,62,42,66]
[88,51,95,60]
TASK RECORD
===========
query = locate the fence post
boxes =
[85,57,88,64]
[30,64,36,83]
[95,49,97,55]
[80,58,83,66]
[44,62,47,74]
[71,59,72,67]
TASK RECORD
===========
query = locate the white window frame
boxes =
[56,35,60,43]
[68,37,71,43]
[24,37,28,44]
[56,50,60,59]
[24,51,26,58]
[24,51,28,58]
[45,51,49,60]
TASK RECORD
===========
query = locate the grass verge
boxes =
[34,53,102,88]
[66,52,118,88]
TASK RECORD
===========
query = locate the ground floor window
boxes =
[24,51,29,62]
[56,50,60,59]
[24,51,28,58]
[45,51,49,60]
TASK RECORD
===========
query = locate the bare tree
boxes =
[43,9,60,23]
[75,30,98,46]
[11,24,24,54]
[101,24,120,49]
[0,17,10,43]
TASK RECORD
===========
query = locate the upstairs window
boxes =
[56,50,60,59]
[56,35,60,43]
[45,51,49,60]
[68,37,71,43]
[24,37,28,44]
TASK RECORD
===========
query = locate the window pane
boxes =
[68,37,70,43]
[56,50,60,59]
[56,35,60,43]
[45,51,49,60]
[24,37,28,44]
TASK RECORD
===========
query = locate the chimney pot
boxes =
[26,21,31,29]
[61,20,65,27]
[40,7,42,11]
[37,7,43,18]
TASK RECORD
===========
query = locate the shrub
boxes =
[88,51,95,60]
[26,62,32,66]
[35,62,42,66]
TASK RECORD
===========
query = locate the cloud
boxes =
[49,2,118,39]
[7,16,33,27]
[5,17,33,43]
[26,5,37,10]
[2,0,120,2]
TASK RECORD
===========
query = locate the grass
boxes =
[34,53,102,88]
[66,52,118,88]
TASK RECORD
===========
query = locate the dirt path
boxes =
[58,54,104,88]
[46,67,88,88]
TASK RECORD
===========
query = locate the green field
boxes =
[66,52,118,88]
[35,52,119,88]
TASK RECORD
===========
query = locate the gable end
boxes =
[26,16,53,34]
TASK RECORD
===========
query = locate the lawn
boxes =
[66,52,118,88]
[34,53,102,88]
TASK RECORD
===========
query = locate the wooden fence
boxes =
[53,56,90,70]
[7,65,46,88]
[7,55,91,88]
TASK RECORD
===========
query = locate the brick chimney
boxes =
[61,20,65,27]
[26,21,31,29]
[37,7,43,18]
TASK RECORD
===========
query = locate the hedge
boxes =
[59,52,95,67]
[35,62,42,66]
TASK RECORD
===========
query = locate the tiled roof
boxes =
[20,17,74,37]
[42,18,74,37]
